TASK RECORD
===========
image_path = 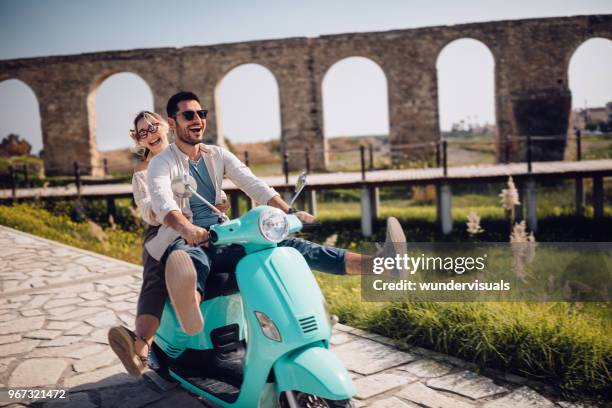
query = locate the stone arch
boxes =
[567,37,612,132]
[0,78,43,157]
[321,56,390,169]
[214,62,282,151]
[435,37,499,165]
[86,71,154,172]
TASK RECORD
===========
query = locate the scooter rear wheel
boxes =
[280,391,355,408]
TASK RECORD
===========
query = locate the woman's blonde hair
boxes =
[129,111,169,141]
[129,111,169,158]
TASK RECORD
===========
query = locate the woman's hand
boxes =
[215,199,230,214]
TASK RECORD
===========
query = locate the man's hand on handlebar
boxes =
[295,211,315,224]
[179,224,209,247]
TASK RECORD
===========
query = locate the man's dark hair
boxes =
[166,91,200,117]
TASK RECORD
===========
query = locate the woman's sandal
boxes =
[107,326,149,377]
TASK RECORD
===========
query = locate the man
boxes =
[148,90,406,334]
[109,91,406,377]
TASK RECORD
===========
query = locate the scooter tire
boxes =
[280,391,356,408]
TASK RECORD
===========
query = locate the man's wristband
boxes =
[287,207,299,214]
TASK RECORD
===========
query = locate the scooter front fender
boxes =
[274,345,355,401]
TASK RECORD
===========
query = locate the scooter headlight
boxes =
[255,311,282,342]
[258,208,289,243]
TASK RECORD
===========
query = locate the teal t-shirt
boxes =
[188,156,218,228]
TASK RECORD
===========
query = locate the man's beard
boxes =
[176,128,202,146]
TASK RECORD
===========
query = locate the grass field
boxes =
[0,201,610,402]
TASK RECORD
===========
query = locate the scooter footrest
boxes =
[182,376,240,403]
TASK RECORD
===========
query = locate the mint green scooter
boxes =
[148,174,356,407]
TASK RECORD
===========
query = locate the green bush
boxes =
[316,272,612,402]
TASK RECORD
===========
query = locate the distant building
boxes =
[571,102,612,131]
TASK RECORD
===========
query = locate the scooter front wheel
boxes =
[280,391,355,408]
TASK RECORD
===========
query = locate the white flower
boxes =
[466,212,484,235]
[510,221,535,243]
[500,176,520,210]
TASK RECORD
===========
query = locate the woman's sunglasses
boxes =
[175,109,208,121]
[134,123,159,141]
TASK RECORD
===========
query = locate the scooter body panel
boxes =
[155,293,245,357]
[274,344,355,400]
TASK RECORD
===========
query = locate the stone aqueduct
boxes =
[0,15,611,175]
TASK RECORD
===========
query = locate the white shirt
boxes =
[144,143,279,260]
[132,170,160,226]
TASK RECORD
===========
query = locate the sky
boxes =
[0,0,611,154]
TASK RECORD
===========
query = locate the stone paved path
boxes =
[0,226,587,407]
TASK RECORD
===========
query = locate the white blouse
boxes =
[132,170,160,226]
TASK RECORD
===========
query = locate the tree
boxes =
[0,134,32,157]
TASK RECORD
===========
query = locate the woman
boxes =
[108,111,230,377]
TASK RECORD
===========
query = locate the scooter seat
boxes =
[203,272,239,300]
[202,245,244,300]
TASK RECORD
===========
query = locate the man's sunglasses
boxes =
[174,109,208,121]
[134,123,159,141]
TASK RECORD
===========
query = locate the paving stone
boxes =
[0,339,40,356]
[41,335,82,347]
[64,364,138,390]
[106,286,133,296]
[89,328,110,344]
[0,302,22,310]
[47,305,78,316]
[144,389,206,408]
[73,349,117,373]
[47,307,105,321]
[0,334,21,345]
[78,299,107,307]
[44,392,96,408]
[96,275,134,287]
[66,344,108,359]
[46,321,81,331]
[398,359,453,378]
[334,323,353,332]
[0,356,15,373]
[427,370,508,400]
[108,292,135,302]
[98,382,164,408]
[0,312,17,322]
[21,309,44,316]
[26,330,63,340]
[396,382,476,408]
[117,313,136,328]
[330,331,357,346]
[8,358,68,387]
[354,372,417,400]
[368,396,420,408]
[107,301,135,312]
[55,292,80,299]
[8,295,30,303]
[0,315,45,335]
[332,338,418,375]
[80,291,105,300]
[28,344,82,358]
[66,324,93,336]
[85,311,118,328]
[44,297,83,309]
[482,386,556,408]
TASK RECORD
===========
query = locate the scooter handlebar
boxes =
[300,222,321,231]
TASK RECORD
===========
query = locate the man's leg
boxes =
[165,243,210,335]
[279,217,406,276]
